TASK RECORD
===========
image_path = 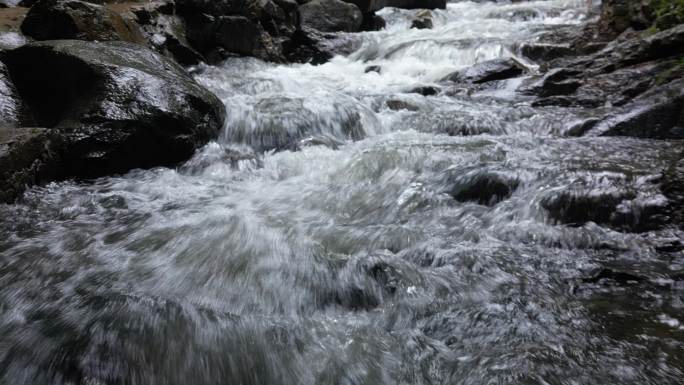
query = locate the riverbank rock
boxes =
[299,0,363,33]
[20,0,146,43]
[524,24,684,114]
[585,78,684,139]
[123,0,204,66]
[0,127,61,203]
[444,57,527,84]
[2,40,226,178]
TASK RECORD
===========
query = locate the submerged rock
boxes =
[225,96,365,152]
[0,127,61,203]
[444,58,527,84]
[21,0,146,43]
[2,40,226,178]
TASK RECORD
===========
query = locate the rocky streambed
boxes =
[0,0,683,384]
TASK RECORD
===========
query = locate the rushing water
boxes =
[1,1,683,384]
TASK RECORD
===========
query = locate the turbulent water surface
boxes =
[1,1,683,384]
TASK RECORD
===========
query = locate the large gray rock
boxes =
[0,127,61,203]
[299,0,363,33]
[20,0,147,44]
[2,40,226,178]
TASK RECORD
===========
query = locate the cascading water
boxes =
[1,1,683,384]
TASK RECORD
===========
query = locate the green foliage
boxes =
[652,0,684,30]
[655,0,684,19]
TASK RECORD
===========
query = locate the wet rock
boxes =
[582,268,646,285]
[299,0,363,33]
[517,42,573,62]
[2,40,225,178]
[0,127,61,203]
[518,68,582,98]
[364,65,381,73]
[360,12,385,31]
[285,26,361,63]
[586,78,684,139]
[449,171,520,206]
[386,99,419,111]
[408,85,439,96]
[443,58,527,84]
[175,0,248,16]
[410,9,432,29]
[127,0,204,66]
[182,0,297,62]
[20,0,146,44]
[541,189,635,227]
[192,15,264,57]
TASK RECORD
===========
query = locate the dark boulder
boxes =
[443,57,527,84]
[183,0,297,62]
[517,42,573,62]
[188,15,263,57]
[299,0,363,33]
[541,188,634,227]
[0,127,61,203]
[175,0,248,16]
[2,40,226,178]
[126,0,205,66]
[449,170,520,206]
[20,0,146,44]
[360,12,385,31]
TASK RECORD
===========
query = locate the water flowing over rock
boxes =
[2,40,225,178]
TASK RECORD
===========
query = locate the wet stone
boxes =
[449,171,520,206]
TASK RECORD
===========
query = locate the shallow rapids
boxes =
[1,1,683,384]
